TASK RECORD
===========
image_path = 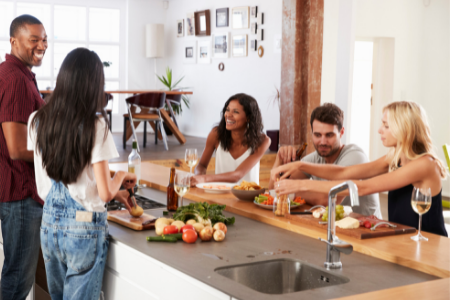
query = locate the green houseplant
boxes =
[156,67,191,115]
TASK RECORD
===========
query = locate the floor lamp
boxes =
[145,24,164,88]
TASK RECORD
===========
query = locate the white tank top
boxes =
[215,143,260,184]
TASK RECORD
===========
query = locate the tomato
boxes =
[364,220,371,229]
[181,224,195,233]
[182,229,198,243]
[163,225,179,235]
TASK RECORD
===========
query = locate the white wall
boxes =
[322,0,450,196]
[162,0,282,137]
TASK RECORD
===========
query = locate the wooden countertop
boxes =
[110,162,450,298]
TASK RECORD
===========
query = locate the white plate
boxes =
[196,182,236,194]
[253,200,303,210]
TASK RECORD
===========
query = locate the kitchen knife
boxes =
[290,211,313,215]
[127,188,138,209]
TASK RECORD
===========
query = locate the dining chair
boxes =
[165,91,183,128]
[123,92,168,151]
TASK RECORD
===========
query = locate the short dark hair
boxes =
[10,14,42,37]
[310,103,344,130]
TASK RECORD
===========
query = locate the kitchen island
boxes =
[106,162,450,299]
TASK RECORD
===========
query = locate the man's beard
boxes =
[314,143,340,158]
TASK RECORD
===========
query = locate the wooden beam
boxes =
[280,0,324,153]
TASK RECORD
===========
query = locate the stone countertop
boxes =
[107,188,438,300]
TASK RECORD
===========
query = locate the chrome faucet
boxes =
[319,181,359,270]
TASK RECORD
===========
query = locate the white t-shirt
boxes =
[27,111,119,212]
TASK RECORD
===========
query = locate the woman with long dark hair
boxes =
[27,48,136,298]
[192,93,270,186]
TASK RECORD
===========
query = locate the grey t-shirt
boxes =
[301,144,382,218]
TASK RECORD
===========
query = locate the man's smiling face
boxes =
[10,23,47,70]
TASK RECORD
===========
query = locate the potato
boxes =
[186,219,197,225]
[171,220,185,232]
[155,218,172,236]
[130,205,143,217]
[192,223,205,233]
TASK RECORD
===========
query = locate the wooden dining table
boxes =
[40,89,193,145]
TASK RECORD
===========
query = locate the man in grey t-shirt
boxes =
[269,103,382,218]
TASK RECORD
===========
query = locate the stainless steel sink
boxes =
[214,258,349,294]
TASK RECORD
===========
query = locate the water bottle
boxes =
[128,140,141,186]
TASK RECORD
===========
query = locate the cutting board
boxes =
[107,210,157,231]
[290,214,416,239]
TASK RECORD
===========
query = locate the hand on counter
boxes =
[190,175,206,187]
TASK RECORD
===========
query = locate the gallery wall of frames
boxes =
[177,6,272,65]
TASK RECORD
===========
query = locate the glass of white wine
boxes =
[174,172,191,208]
[410,187,432,241]
[185,148,198,175]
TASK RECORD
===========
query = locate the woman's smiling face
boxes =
[224,100,247,131]
[378,111,397,147]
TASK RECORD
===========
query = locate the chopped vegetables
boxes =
[293,197,306,205]
[255,194,274,205]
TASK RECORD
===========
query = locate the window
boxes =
[0,0,126,114]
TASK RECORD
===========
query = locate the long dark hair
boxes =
[32,48,107,185]
[216,93,264,154]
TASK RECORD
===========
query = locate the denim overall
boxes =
[40,180,109,300]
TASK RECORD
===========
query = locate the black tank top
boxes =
[388,184,448,237]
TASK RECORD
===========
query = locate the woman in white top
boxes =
[192,93,270,186]
[28,48,136,299]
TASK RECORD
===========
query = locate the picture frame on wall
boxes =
[232,7,250,29]
[251,22,257,34]
[198,39,211,64]
[232,34,248,57]
[257,12,264,25]
[184,41,197,64]
[257,28,264,41]
[212,32,230,59]
[186,13,195,36]
[195,10,211,36]
[177,19,184,37]
[216,8,229,27]
[251,39,257,51]
[250,6,258,18]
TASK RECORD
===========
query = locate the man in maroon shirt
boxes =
[0,15,47,300]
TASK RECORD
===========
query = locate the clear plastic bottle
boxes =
[128,140,141,185]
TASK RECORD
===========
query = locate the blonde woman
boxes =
[271,101,448,237]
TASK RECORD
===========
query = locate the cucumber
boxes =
[164,233,183,240]
[146,236,177,243]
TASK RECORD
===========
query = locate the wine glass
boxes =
[410,187,432,241]
[185,148,198,175]
[174,172,191,208]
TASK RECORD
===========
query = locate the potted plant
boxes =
[156,67,191,115]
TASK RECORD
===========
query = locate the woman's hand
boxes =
[274,179,306,196]
[277,146,298,165]
[113,190,132,213]
[122,172,137,190]
[190,175,206,187]
[270,161,302,182]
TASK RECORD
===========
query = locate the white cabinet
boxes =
[103,240,231,300]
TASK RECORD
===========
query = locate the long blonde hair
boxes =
[383,101,447,179]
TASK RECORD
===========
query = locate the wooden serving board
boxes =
[291,214,416,239]
[107,210,157,231]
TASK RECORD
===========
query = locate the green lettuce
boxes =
[173,202,235,226]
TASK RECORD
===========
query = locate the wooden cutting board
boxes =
[107,210,157,231]
[290,214,416,239]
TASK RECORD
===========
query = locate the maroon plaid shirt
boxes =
[0,54,45,204]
